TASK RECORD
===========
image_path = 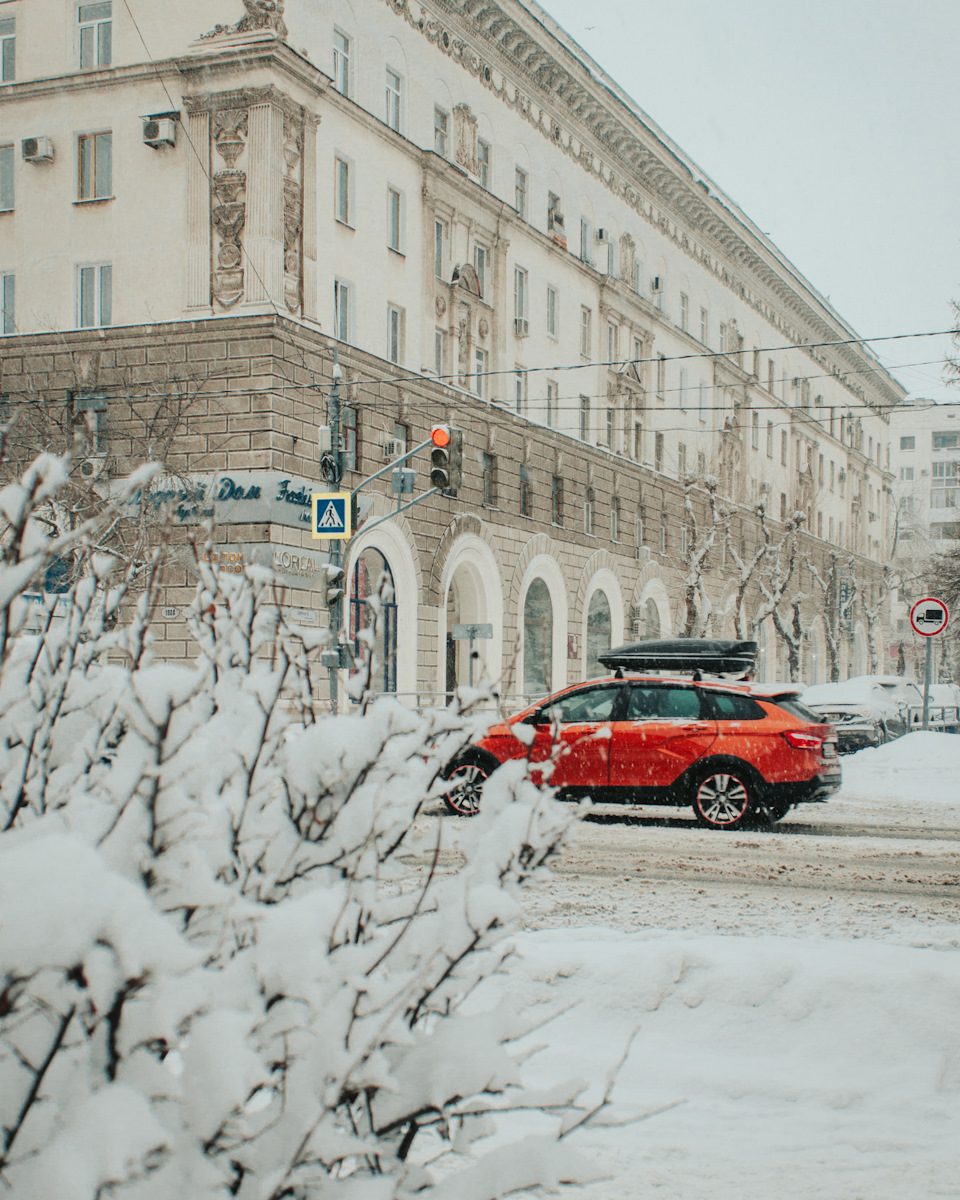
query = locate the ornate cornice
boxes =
[380,0,903,412]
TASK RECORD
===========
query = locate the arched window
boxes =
[350,547,397,693]
[586,590,612,679]
[523,578,553,696]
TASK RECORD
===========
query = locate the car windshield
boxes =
[539,686,619,724]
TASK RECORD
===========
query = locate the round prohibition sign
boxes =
[909,597,949,637]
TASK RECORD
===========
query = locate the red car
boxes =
[442,672,840,830]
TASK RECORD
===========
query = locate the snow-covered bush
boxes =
[0,456,602,1198]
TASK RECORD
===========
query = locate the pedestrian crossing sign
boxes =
[311,492,351,540]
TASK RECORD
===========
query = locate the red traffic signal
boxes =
[430,424,451,448]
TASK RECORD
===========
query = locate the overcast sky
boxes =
[537,0,960,404]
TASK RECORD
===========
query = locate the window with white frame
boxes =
[606,322,618,363]
[333,30,350,95]
[767,421,774,458]
[579,395,590,441]
[719,322,727,353]
[79,3,111,69]
[514,167,527,219]
[931,461,960,508]
[546,285,557,338]
[434,328,445,377]
[698,380,707,423]
[387,304,403,364]
[900,435,915,451]
[433,219,445,279]
[678,369,687,411]
[335,157,350,224]
[583,487,595,536]
[387,187,402,252]
[579,306,591,358]
[610,495,620,542]
[385,68,401,131]
[474,346,487,398]
[514,368,527,413]
[579,218,592,265]
[633,257,643,294]
[0,144,13,212]
[678,442,687,478]
[605,406,615,447]
[1,273,14,335]
[699,307,708,344]
[656,354,665,398]
[334,279,351,341]
[78,132,112,200]
[514,266,528,330]
[679,292,688,332]
[474,244,487,299]
[78,263,112,328]
[434,107,448,157]
[0,17,15,82]
[477,138,490,188]
[546,379,557,428]
[752,410,759,449]
[604,238,616,277]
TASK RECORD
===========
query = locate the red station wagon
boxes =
[442,640,840,830]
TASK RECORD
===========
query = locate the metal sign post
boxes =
[909,597,949,731]
[451,622,493,688]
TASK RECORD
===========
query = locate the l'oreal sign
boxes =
[128,472,319,530]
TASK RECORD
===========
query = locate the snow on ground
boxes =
[477,733,960,1198]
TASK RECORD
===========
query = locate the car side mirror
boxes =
[522,710,543,725]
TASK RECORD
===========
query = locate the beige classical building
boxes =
[0,0,905,702]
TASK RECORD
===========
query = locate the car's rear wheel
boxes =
[689,766,757,830]
[442,753,497,816]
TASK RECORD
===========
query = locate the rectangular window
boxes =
[514,266,528,326]
[474,244,487,300]
[546,379,557,428]
[1,273,14,335]
[900,466,914,481]
[434,328,445,377]
[655,431,664,473]
[633,421,643,462]
[387,304,403,365]
[387,187,401,251]
[546,285,557,338]
[579,395,590,441]
[514,167,527,219]
[830,461,835,491]
[633,258,644,294]
[767,360,775,393]
[519,464,531,518]
[610,496,620,542]
[341,406,359,472]
[78,263,112,328]
[719,322,727,353]
[514,368,527,414]
[334,279,350,341]
[333,30,350,95]
[900,435,915,451]
[678,442,687,477]
[699,307,708,345]
[78,132,112,200]
[474,346,487,398]
[606,322,618,363]
[434,219,445,279]
[579,218,592,265]
[751,411,759,450]
[583,488,594,536]
[680,292,688,332]
[335,158,350,224]
[818,453,824,488]
[699,381,707,423]
[766,421,773,458]
[547,191,563,233]
[0,144,13,212]
[0,17,15,82]
[606,406,615,447]
[579,306,591,358]
[551,474,564,525]
[933,432,959,450]
[477,139,490,188]
[678,369,687,411]
[780,430,788,466]
[482,452,497,506]
[385,68,401,131]
[656,354,665,398]
[434,107,448,157]
[79,3,111,69]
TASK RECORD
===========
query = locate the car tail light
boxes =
[782,730,823,751]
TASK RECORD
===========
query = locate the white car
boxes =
[803,677,920,752]
[924,683,960,733]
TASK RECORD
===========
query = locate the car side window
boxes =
[625,686,702,720]
[540,686,619,724]
[704,691,766,721]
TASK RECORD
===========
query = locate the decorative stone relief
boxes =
[453,103,479,175]
[457,302,471,387]
[619,233,635,285]
[477,317,489,341]
[282,112,304,312]
[203,0,287,40]
[435,295,446,317]
[210,108,249,308]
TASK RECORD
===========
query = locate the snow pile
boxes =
[838,730,960,806]
[0,459,602,1199]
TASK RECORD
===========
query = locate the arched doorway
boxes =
[438,534,504,700]
[523,578,553,696]
[350,547,397,694]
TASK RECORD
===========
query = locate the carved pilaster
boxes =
[211,104,249,308]
[453,103,478,175]
[244,102,285,307]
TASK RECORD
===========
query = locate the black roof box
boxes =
[599,638,758,675]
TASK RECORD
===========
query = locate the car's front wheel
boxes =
[689,765,757,830]
[442,752,497,816]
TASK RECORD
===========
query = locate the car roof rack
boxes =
[599,637,759,677]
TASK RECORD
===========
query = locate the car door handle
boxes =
[678,723,710,733]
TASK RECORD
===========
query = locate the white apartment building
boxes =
[891,399,960,553]
[0,0,905,698]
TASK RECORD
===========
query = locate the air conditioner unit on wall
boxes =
[514,317,529,337]
[143,116,178,148]
[382,438,405,461]
[22,136,54,163]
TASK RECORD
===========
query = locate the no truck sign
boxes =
[909,597,949,638]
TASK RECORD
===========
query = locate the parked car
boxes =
[802,677,920,751]
[442,643,840,830]
[925,683,960,733]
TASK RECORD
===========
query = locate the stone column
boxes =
[185,107,211,311]
[243,101,285,307]
[301,113,319,321]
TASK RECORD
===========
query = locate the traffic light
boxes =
[430,424,462,493]
[323,564,345,608]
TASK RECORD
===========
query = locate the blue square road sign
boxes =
[311,492,352,540]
